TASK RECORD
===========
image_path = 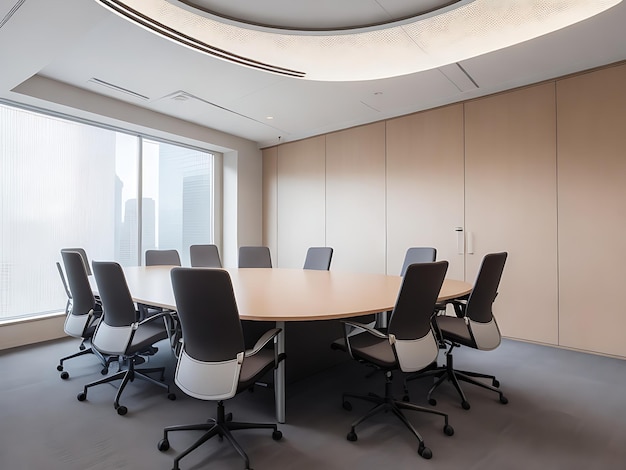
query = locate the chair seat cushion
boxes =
[435,315,474,348]
[237,349,276,392]
[129,322,168,355]
[341,332,396,370]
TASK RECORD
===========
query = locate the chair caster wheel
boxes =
[157,438,170,451]
[342,401,352,411]
[272,430,283,441]
[116,405,128,415]
[418,445,432,459]
[461,400,471,410]
[101,368,109,375]
[428,398,437,406]
[499,395,509,405]
[347,430,357,442]
[225,412,233,422]
[167,393,176,401]
[77,392,86,401]
[402,395,410,402]
[60,371,69,380]
[493,379,500,387]
[57,365,64,372]
[443,424,454,436]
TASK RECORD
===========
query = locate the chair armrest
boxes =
[341,320,388,360]
[245,328,282,358]
[137,310,175,327]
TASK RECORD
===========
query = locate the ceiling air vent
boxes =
[0,0,26,30]
[88,77,150,101]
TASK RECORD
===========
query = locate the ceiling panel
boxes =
[2,0,626,147]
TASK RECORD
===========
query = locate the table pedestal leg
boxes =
[275,320,285,423]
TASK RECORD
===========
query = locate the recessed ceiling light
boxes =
[95,0,622,81]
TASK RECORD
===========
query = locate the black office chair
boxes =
[56,251,109,379]
[238,246,272,268]
[145,249,182,267]
[303,246,333,271]
[158,268,284,470]
[339,261,454,459]
[77,261,176,415]
[189,244,222,268]
[406,252,509,410]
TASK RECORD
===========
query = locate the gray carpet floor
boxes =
[1,337,625,470]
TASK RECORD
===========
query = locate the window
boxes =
[0,103,215,321]
[141,139,214,267]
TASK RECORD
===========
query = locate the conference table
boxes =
[100,266,472,423]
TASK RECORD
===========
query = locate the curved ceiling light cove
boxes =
[95,0,623,81]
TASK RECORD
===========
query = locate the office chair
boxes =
[339,261,454,459]
[238,246,272,268]
[145,249,182,267]
[406,252,509,410]
[303,246,333,271]
[77,261,176,415]
[56,251,109,379]
[189,244,222,268]
[158,267,284,470]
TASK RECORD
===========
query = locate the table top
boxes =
[102,266,472,322]
[89,265,472,425]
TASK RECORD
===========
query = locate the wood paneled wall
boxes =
[386,104,465,279]
[262,62,626,358]
[556,64,626,357]
[464,83,559,345]
[276,137,326,268]
[326,123,387,273]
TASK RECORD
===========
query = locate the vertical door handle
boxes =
[455,227,464,255]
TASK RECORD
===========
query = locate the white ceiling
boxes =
[1,0,625,148]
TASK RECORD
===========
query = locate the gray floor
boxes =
[1,337,625,470]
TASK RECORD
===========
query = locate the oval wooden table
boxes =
[106,266,472,423]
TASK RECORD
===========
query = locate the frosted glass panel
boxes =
[0,104,214,320]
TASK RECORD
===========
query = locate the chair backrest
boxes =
[62,251,97,317]
[61,247,92,275]
[238,246,272,268]
[92,261,141,355]
[145,249,181,266]
[465,252,508,324]
[463,252,507,351]
[61,251,98,337]
[190,244,222,268]
[388,261,448,373]
[303,247,333,271]
[400,247,437,276]
[171,267,245,400]
[92,261,138,328]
